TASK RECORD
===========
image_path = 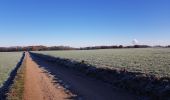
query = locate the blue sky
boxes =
[0,0,169,47]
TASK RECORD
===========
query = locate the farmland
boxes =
[0,52,22,87]
[0,48,170,99]
[36,48,170,77]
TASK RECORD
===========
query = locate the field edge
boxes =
[7,57,26,100]
[0,52,26,100]
[31,52,170,100]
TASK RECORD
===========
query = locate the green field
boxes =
[36,48,170,77]
[0,52,22,87]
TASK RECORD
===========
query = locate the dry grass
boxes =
[7,59,26,100]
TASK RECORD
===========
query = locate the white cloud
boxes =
[132,39,139,45]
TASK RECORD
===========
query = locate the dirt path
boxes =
[30,53,139,100]
[24,53,72,100]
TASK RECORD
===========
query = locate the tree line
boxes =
[0,45,169,52]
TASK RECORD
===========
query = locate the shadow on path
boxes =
[30,52,170,100]
[30,52,139,100]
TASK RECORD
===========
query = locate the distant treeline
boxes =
[80,45,151,50]
[0,45,169,52]
[0,46,76,52]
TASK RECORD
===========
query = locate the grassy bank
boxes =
[7,58,26,100]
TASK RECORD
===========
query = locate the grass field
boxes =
[0,52,22,87]
[36,48,170,77]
